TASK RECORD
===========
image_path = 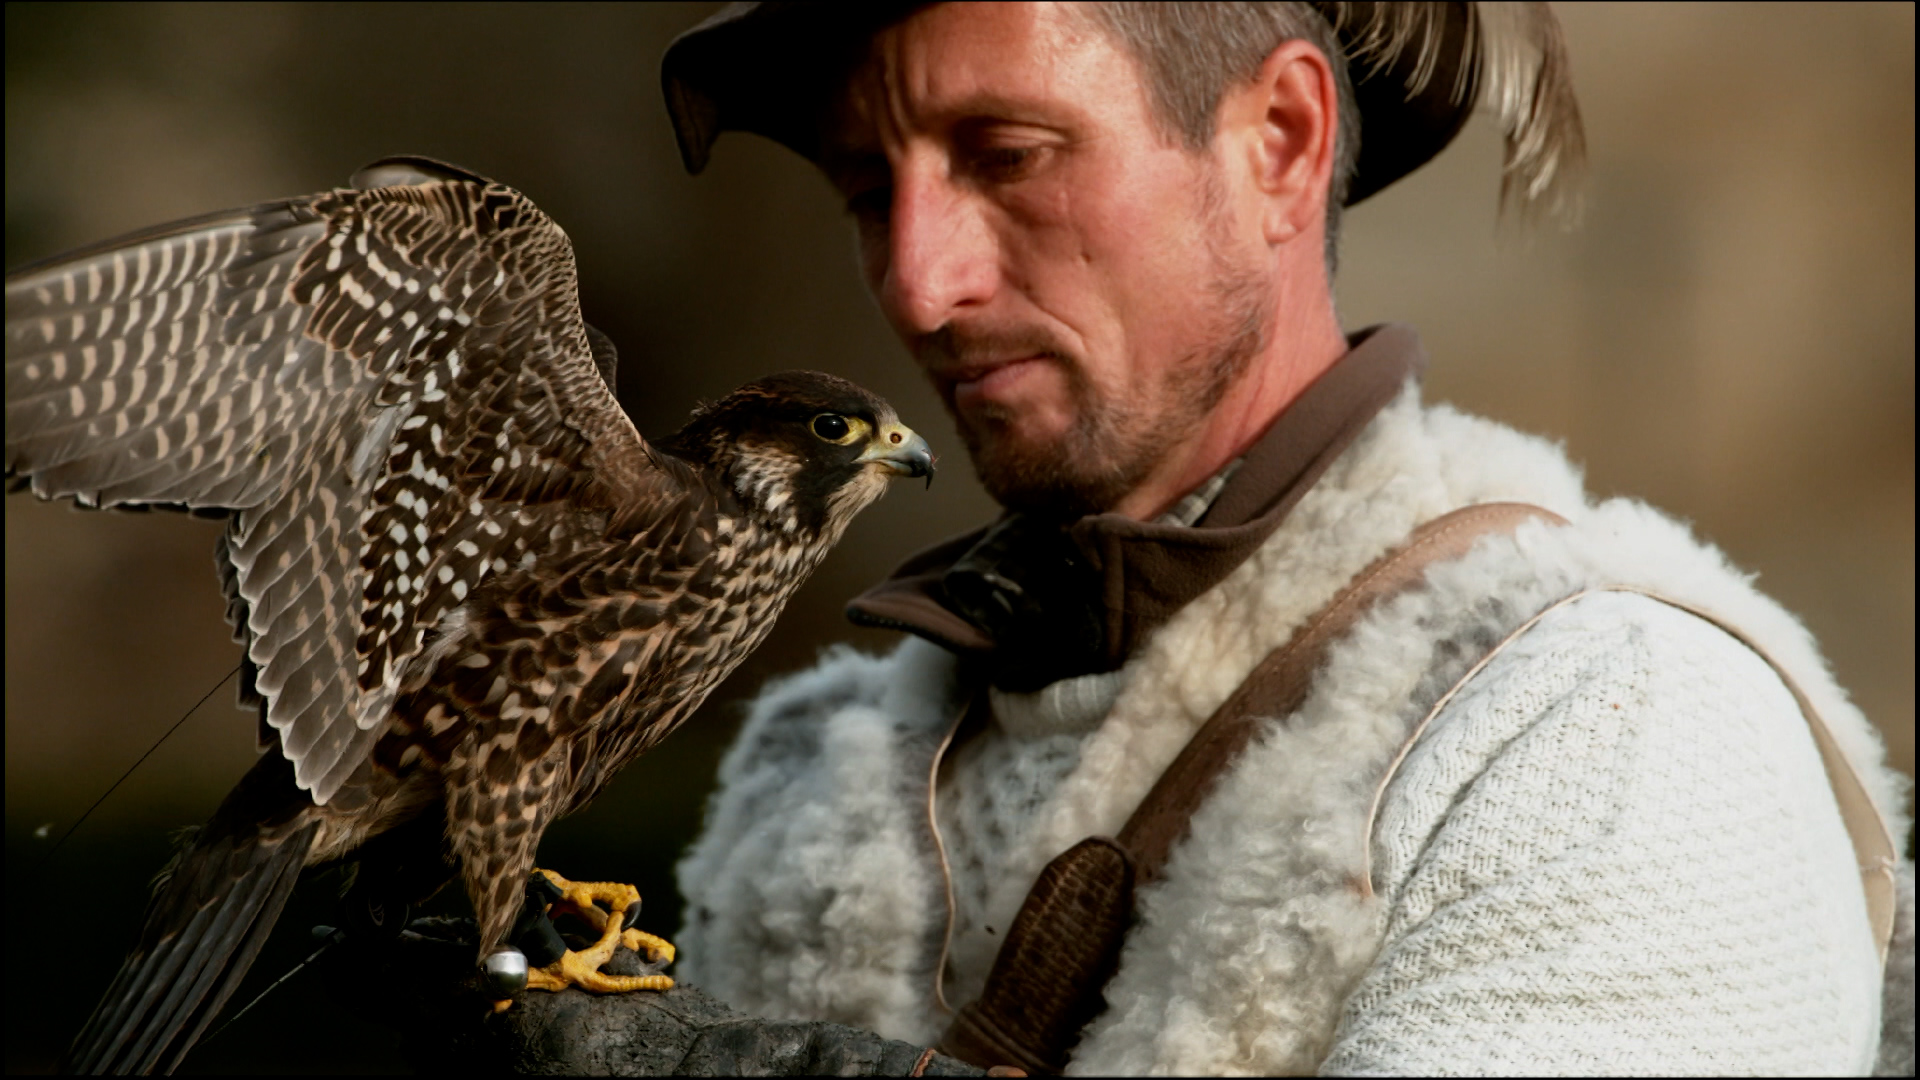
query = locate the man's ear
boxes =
[1217,39,1340,247]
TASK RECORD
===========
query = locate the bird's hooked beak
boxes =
[858,423,936,489]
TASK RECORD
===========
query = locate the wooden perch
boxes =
[317,918,985,1076]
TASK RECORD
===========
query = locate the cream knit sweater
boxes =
[676,381,1913,1075]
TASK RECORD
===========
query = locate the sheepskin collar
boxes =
[846,324,1428,689]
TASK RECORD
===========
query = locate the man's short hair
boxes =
[1079,2,1360,274]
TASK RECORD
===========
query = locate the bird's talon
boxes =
[520,868,675,994]
[621,927,675,964]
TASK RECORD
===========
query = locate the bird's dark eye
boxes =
[811,414,851,442]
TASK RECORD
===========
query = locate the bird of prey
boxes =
[5,156,933,1074]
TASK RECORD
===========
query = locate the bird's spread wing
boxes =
[5,158,676,806]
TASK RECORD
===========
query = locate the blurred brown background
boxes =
[5,2,1912,1073]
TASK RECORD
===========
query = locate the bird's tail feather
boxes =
[63,812,317,1075]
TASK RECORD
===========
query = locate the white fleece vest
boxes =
[675,383,1912,1075]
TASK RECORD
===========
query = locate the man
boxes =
[660,3,1913,1074]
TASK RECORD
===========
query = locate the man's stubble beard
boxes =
[955,171,1272,520]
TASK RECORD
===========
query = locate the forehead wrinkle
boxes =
[831,3,1098,164]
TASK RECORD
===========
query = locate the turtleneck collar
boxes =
[846,323,1428,690]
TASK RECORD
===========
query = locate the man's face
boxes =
[823,2,1273,517]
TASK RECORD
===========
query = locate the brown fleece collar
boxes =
[847,323,1427,689]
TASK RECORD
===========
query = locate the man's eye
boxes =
[974,145,1045,182]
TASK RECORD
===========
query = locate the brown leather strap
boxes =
[1116,501,1567,885]
[938,837,1135,1075]
[939,502,1565,1072]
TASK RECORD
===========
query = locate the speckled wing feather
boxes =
[5,159,674,806]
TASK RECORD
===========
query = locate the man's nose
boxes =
[876,167,998,336]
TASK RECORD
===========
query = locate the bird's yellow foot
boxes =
[522,868,674,993]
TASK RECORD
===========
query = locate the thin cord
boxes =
[39,663,241,867]
[200,930,342,1047]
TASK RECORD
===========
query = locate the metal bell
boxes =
[482,947,530,997]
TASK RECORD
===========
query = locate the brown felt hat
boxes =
[660,2,1584,217]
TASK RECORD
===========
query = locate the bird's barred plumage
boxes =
[6,157,932,1074]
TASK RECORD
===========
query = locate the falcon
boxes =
[5,157,933,1074]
